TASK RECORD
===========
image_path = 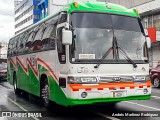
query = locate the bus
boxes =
[7,2,151,108]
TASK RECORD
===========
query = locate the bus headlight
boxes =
[134,75,150,82]
[68,77,98,84]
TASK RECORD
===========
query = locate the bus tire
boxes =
[13,73,21,95]
[152,77,160,88]
[41,78,51,108]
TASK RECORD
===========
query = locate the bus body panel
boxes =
[7,2,151,107]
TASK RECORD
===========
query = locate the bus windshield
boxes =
[70,12,148,63]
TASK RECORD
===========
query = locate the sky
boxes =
[0,0,15,43]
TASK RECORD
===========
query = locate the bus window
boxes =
[12,37,18,55]
[57,12,67,24]
[25,29,35,52]
[8,39,13,57]
[19,32,29,54]
[32,24,46,51]
[57,27,66,63]
[42,22,56,50]
[16,34,24,54]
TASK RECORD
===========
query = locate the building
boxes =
[38,0,48,20]
[15,0,41,34]
[14,0,97,33]
[14,0,22,7]
[0,42,8,59]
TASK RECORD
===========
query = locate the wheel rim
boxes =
[42,85,49,104]
[154,78,160,87]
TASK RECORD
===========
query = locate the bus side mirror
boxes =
[146,37,151,48]
[62,29,72,45]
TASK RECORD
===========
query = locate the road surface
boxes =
[0,81,160,120]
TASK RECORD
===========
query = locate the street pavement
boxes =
[0,81,160,120]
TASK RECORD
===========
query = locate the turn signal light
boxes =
[74,2,78,8]
[134,9,139,15]
[59,78,66,88]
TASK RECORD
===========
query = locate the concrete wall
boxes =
[100,0,153,8]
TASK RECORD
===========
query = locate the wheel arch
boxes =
[40,74,50,96]
[13,71,16,84]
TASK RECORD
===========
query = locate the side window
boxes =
[42,18,57,50]
[19,32,28,54]
[19,32,29,53]
[57,27,66,64]
[16,34,23,54]
[25,29,35,52]
[32,24,45,52]
[12,37,18,55]
[57,12,67,24]
[8,39,13,57]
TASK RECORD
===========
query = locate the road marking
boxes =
[94,111,121,120]
[152,96,160,99]
[3,95,40,120]
[152,89,160,93]
[123,101,160,111]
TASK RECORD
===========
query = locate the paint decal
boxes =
[8,57,58,81]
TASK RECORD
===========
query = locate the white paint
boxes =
[152,96,160,99]
[152,89,160,93]
[4,95,40,120]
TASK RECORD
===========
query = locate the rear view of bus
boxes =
[63,2,151,106]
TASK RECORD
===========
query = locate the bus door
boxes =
[55,12,68,94]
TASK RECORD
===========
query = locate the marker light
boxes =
[134,9,139,15]
[73,2,78,8]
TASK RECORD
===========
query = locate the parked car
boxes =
[150,61,160,88]
[0,62,7,81]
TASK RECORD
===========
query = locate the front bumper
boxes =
[67,95,151,106]
[66,81,151,105]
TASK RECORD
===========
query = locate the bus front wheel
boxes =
[41,78,51,108]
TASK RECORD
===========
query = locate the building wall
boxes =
[15,0,41,34]
[99,0,153,8]
[0,42,8,59]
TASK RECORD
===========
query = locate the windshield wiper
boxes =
[94,36,137,69]
[94,47,113,68]
[94,36,116,69]
[117,42,137,69]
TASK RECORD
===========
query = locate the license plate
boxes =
[113,91,123,98]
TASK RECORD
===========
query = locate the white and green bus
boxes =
[8,2,151,107]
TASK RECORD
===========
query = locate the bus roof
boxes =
[12,2,139,38]
[63,2,139,17]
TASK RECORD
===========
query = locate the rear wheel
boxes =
[41,78,51,108]
[153,77,160,88]
[13,73,21,95]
